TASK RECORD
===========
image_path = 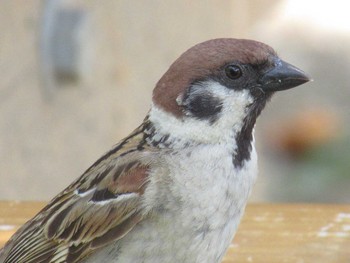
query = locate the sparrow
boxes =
[0,38,310,263]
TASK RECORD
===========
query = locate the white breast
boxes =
[87,143,258,263]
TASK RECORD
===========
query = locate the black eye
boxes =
[225,65,242,80]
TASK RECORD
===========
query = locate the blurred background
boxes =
[1,0,349,203]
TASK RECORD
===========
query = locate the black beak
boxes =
[259,59,311,92]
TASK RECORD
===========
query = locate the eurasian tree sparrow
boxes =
[0,38,310,263]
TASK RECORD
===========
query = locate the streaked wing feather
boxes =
[1,124,154,263]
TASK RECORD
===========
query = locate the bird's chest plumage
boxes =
[97,144,258,263]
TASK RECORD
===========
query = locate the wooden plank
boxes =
[223,204,350,263]
[0,202,349,262]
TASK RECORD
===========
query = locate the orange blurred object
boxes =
[268,109,340,156]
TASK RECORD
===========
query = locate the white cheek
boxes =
[149,81,253,147]
[206,81,253,129]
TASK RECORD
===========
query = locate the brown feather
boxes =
[0,123,155,263]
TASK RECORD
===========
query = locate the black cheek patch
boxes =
[183,91,223,124]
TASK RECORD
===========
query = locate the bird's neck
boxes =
[144,105,257,171]
[145,105,241,150]
[144,97,268,168]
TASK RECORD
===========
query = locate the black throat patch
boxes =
[232,92,271,168]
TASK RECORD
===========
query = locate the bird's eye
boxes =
[225,65,242,80]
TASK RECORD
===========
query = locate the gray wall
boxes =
[1,1,349,202]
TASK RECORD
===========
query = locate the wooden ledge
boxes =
[1,202,350,262]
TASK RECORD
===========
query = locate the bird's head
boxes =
[149,38,310,147]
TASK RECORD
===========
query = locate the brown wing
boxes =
[1,161,150,263]
[0,125,156,263]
